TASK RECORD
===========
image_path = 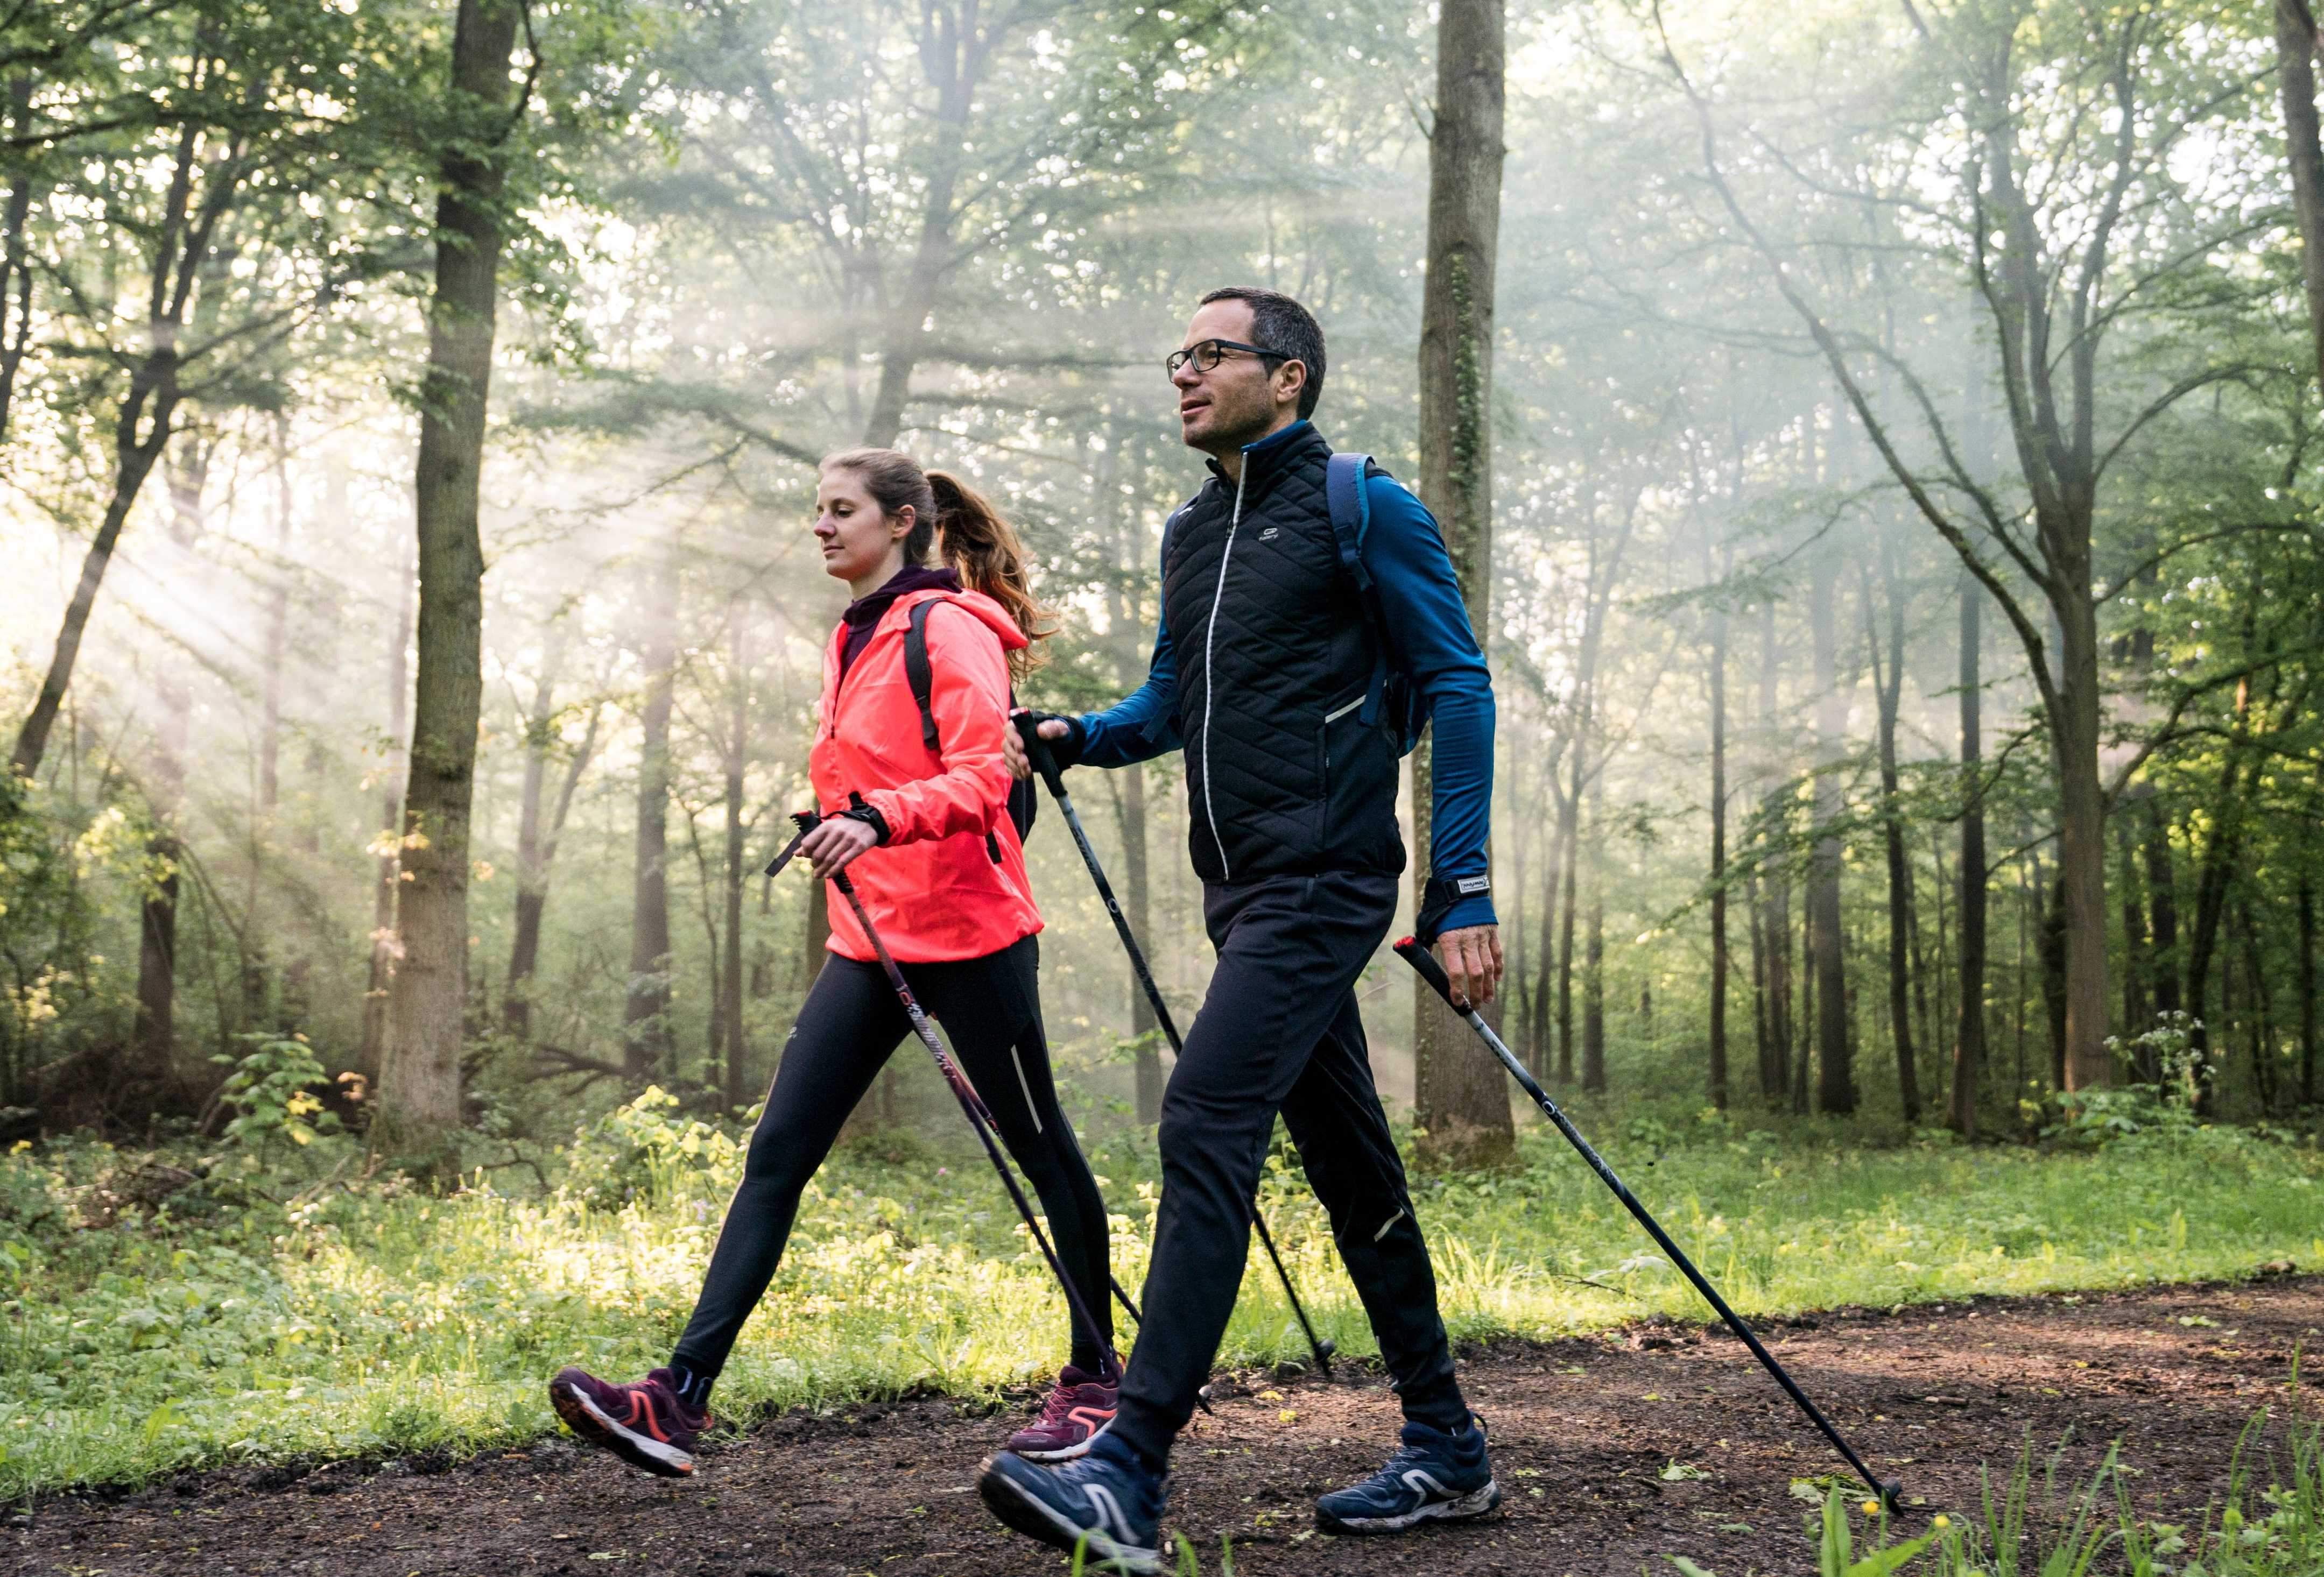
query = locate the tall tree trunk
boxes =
[1748,867,1770,1097]
[1867,550,1918,1121]
[375,0,527,1162]
[721,607,751,1112]
[2144,799,2182,1023]
[11,114,222,780]
[2051,595,2111,1091]
[2116,816,2147,1034]
[1530,757,1562,1078]
[2278,0,2324,400]
[1808,557,1851,1114]
[1707,589,1730,1110]
[0,76,34,446]
[2298,866,2317,1109]
[2184,669,2256,1078]
[1121,761,1161,1122]
[11,365,179,778]
[1793,898,1812,1114]
[1757,599,1793,1107]
[1555,777,1580,1084]
[1411,0,1510,1168]
[2240,897,2277,1115]
[2037,853,2068,1092]
[625,546,679,1082]
[1950,574,1987,1137]
[1582,787,1607,1094]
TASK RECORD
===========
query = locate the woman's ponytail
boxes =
[928,471,1054,677]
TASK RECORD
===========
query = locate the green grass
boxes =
[2,1095,2319,1500]
[1661,1394,2324,1576]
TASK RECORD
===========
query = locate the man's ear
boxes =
[1274,358,1307,412]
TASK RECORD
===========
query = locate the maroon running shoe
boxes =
[1005,1362,1121,1462]
[549,1366,707,1477]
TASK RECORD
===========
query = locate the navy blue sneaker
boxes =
[1315,1414,1501,1534]
[978,1432,1167,1573]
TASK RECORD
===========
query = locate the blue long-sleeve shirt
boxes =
[1079,423,1498,935]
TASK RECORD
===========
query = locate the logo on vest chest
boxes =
[1257,526,1280,541]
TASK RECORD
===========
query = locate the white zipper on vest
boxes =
[1198,464,1248,880]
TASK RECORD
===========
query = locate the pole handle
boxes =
[1393,936,1471,1014]
[1011,710,1069,798]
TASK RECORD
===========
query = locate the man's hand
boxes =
[1435,924,1503,1008]
[800,814,879,881]
[1003,710,1073,782]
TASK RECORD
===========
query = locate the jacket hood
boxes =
[887,585,1031,651]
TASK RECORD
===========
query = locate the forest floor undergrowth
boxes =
[14,1273,2322,1576]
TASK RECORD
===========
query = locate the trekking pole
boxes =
[774,812,1133,1372]
[1392,936,1902,1511]
[1014,715,1337,1378]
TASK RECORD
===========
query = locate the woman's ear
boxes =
[891,504,915,542]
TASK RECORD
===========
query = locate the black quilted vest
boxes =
[1162,423,1407,885]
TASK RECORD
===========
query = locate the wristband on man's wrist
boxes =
[1415,872,1492,945]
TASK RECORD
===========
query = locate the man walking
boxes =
[979,288,1505,1571]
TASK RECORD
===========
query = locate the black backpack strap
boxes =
[907,595,1030,854]
[904,598,942,753]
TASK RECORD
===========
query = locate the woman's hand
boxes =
[801,814,881,881]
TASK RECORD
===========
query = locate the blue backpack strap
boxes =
[903,598,942,753]
[1325,452,1394,731]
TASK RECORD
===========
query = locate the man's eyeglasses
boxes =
[1166,338,1292,378]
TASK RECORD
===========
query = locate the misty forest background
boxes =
[10,0,2324,1181]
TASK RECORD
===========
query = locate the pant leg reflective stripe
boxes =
[1012,1046,1043,1134]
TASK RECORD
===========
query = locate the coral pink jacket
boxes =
[808,588,1043,964]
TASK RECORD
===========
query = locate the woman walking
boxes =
[550,450,1117,1476]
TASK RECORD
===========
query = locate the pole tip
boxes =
[1881,1479,1905,1512]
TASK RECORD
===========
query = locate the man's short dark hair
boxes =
[1199,287,1326,420]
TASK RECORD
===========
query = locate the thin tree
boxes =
[1862,539,1919,1121]
[1949,571,1986,1136]
[1706,558,1731,1111]
[505,624,601,1041]
[1807,551,1850,1114]
[625,541,678,1083]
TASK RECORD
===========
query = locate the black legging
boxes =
[670,934,1114,1376]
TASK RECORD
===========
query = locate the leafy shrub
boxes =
[213,1034,341,1155]
[562,1086,743,1210]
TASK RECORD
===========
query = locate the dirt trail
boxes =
[16,1275,2321,1576]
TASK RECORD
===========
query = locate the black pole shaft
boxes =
[1393,937,1899,1509]
[1018,719,1336,1377]
[827,862,1125,1375]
